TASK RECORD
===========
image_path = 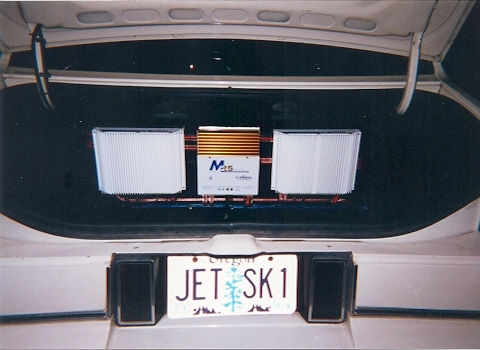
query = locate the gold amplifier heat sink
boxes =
[197,126,260,156]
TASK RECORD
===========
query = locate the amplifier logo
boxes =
[209,160,233,172]
[198,156,259,195]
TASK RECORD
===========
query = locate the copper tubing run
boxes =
[116,194,346,204]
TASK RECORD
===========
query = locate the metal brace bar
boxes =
[433,61,480,121]
[3,67,442,92]
[396,32,423,115]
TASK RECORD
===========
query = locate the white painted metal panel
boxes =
[0,320,112,350]
[106,315,480,349]
[92,128,186,195]
[0,257,107,315]
[354,255,480,311]
[271,130,361,194]
[350,317,480,349]
[2,315,480,349]
[108,313,355,349]
[5,1,472,61]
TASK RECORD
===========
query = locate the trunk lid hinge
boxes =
[31,24,54,110]
[396,32,423,115]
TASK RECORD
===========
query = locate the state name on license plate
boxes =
[167,254,297,319]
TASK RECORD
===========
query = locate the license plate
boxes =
[167,254,297,319]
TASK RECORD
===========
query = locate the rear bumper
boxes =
[1,314,480,349]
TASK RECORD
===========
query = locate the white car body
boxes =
[1,1,479,348]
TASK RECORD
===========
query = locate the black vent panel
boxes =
[114,255,166,326]
[298,253,355,322]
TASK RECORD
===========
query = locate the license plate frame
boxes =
[167,254,298,319]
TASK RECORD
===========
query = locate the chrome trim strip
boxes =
[354,307,480,320]
[0,310,107,324]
